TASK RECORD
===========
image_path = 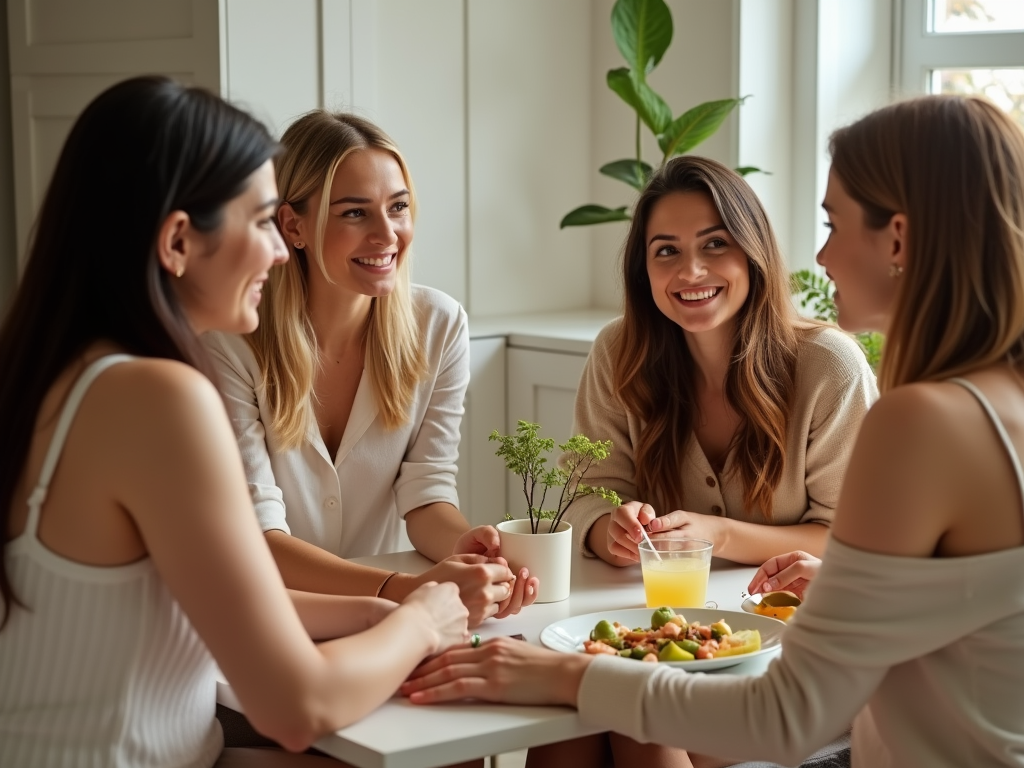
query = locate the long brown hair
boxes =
[829,96,1024,391]
[248,111,427,449]
[616,156,799,520]
[0,77,278,627]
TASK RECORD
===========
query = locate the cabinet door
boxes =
[458,337,507,528]
[505,347,587,518]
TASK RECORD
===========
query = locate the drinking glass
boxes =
[638,537,713,608]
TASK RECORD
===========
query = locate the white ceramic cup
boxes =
[496,518,572,603]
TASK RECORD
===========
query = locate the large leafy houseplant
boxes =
[562,0,759,228]
[490,421,622,534]
[791,269,883,370]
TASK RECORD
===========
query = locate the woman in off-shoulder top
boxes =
[402,95,1024,768]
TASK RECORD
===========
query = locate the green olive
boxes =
[650,606,676,629]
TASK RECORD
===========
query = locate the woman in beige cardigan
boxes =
[567,156,876,573]
[404,95,1024,768]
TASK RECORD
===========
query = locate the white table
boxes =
[217,551,777,768]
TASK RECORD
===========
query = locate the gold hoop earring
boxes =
[889,264,903,278]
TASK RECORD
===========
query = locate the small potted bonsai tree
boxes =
[490,420,621,602]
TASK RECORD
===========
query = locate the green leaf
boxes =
[599,159,654,190]
[560,205,631,228]
[607,68,672,135]
[657,97,744,159]
[611,0,673,76]
[735,166,770,177]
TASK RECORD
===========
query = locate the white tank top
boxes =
[0,355,223,767]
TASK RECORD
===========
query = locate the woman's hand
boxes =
[452,525,501,558]
[451,527,540,619]
[648,509,723,546]
[400,637,592,706]
[607,500,659,561]
[399,581,470,655]
[418,555,519,627]
[490,558,540,619]
[748,550,821,599]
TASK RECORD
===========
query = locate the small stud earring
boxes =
[175,266,185,278]
[294,241,305,250]
[889,264,903,278]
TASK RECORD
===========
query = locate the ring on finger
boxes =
[471,633,482,648]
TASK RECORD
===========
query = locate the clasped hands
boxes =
[418,525,540,627]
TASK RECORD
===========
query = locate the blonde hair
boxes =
[829,96,1024,392]
[248,111,427,448]
[615,156,801,521]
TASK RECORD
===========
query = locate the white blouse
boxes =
[204,285,469,558]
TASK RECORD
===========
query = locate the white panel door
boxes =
[459,336,507,528]
[7,0,221,270]
[504,347,587,520]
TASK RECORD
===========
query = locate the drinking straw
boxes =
[639,526,662,561]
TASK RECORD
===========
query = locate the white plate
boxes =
[540,607,784,672]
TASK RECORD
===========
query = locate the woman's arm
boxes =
[267,529,519,627]
[561,323,642,564]
[287,591,397,641]
[405,501,473,562]
[114,361,469,752]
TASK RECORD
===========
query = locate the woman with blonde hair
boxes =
[206,111,537,625]
[404,95,1024,767]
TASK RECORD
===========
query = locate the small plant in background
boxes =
[791,269,883,371]
[562,0,762,228]
[490,420,622,534]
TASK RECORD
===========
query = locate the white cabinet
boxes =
[504,347,589,520]
[457,337,507,529]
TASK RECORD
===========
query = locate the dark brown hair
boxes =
[615,156,799,520]
[0,76,278,627]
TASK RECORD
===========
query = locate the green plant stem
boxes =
[635,112,642,170]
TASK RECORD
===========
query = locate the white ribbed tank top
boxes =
[0,355,223,767]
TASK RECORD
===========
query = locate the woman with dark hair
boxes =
[403,96,1024,767]
[0,76,468,767]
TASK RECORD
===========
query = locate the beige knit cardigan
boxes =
[562,319,879,556]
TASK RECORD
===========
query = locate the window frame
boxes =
[898,0,1024,95]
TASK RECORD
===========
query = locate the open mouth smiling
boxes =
[675,287,722,303]
[354,254,395,267]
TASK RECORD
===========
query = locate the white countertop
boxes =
[467,309,620,355]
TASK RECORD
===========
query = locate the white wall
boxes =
[590,0,741,309]
[376,0,467,306]
[466,0,594,316]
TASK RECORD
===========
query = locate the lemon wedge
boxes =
[715,629,761,657]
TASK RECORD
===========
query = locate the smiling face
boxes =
[173,159,288,334]
[816,169,904,333]
[290,148,412,300]
[645,191,750,338]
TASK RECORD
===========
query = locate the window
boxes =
[900,0,1024,129]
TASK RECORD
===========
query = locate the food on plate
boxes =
[581,607,761,662]
[752,590,802,622]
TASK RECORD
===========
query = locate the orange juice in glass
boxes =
[638,537,713,608]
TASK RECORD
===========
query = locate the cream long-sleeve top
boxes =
[204,285,468,558]
[563,320,879,554]
[577,535,1024,767]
